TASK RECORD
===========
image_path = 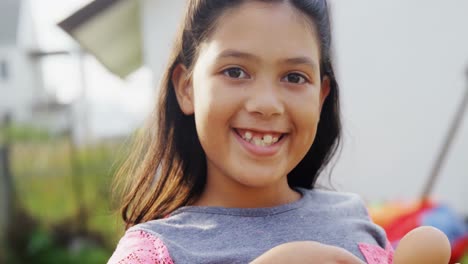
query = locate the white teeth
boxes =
[244,131,252,140]
[239,129,281,146]
[252,135,275,147]
[253,137,263,146]
[263,135,273,144]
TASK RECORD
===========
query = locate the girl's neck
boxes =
[193,178,301,208]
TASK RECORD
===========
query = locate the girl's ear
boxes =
[319,76,331,111]
[172,64,194,115]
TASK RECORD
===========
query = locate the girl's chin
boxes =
[232,170,286,188]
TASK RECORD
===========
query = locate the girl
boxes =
[108,0,394,263]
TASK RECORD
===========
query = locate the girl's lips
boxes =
[232,128,286,157]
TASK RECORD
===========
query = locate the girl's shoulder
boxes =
[107,228,174,264]
[303,188,394,263]
[302,188,369,215]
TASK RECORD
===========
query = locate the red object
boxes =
[450,235,468,264]
[370,200,468,264]
[384,200,434,243]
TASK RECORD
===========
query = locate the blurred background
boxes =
[0,0,467,263]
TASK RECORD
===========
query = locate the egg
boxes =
[394,226,451,264]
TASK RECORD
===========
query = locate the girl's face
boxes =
[174,1,329,206]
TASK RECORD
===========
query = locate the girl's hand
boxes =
[394,226,451,264]
[250,241,365,264]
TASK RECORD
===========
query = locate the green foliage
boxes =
[7,227,109,264]
[7,137,129,263]
[461,253,468,264]
[0,123,50,143]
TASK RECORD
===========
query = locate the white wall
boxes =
[140,0,186,87]
[330,0,468,215]
[0,46,15,116]
[0,46,41,122]
[0,0,43,122]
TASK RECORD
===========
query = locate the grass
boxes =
[8,137,128,262]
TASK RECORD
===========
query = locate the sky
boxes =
[29,0,154,138]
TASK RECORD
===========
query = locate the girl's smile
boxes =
[232,127,287,156]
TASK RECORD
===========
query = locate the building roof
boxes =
[0,0,21,45]
[59,0,142,78]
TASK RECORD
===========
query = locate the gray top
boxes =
[125,188,389,263]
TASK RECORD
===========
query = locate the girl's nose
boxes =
[244,81,284,118]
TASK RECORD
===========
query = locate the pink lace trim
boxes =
[107,230,174,264]
[358,242,394,264]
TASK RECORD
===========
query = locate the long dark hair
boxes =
[115,0,342,229]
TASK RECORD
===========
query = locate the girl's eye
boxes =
[223,67,249,79]
[282,73,308,84]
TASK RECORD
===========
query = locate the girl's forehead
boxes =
[199,1,320,65]
[213,1,317,38]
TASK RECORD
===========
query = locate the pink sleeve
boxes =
[359,201,394,263]
[107,229,174,264]
[358,241,394,264]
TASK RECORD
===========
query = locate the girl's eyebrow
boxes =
[216,49,318,70]
[216,49,260,62]
[282,57,318,71]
